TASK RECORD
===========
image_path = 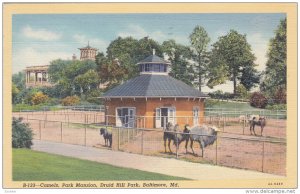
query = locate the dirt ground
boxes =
[12,111,286,176]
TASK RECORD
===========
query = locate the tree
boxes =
[101,36,162,87]
[47,59,99,97]
[12,83,20,104]
[74,70,99,94]
[106,37,139,80]
[189,26,211,91]
[162,39,194,86]
[12,72,25,91]
[207,30,258,94]
[260,18,286,97]
[96,52,128,88]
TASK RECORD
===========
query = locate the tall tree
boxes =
[47,59,99,97]
[260,18,286,97]
[162,39,194,86]
[189,26,211,91]
[106,36,162,82]
[12,71,26,91]
[96,52,127,89]
[106,37,139,80]
[207,30,258,94]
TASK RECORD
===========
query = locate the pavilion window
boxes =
[153,64,160,72]
[145,64,150,72]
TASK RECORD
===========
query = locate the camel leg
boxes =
[253,125,257,136]
[164,140,167,153]
[185,139,188,154]
[249,122,253,135]
[190,140,195,155]
[261,126,264,136]
[199,142,204,157]
[168,139,172,153]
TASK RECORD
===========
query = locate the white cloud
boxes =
[118,24,188,44]
[118,24,147,39]
[22,26,62,41]
[12,47,71,73]
[72,34,109,53]
[247,33,269,71]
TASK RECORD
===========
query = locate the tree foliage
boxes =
[12,72,26,91]
[12,83,20,104]
[98,36,162,88]
[162,39,194,86]
[189,26,211,91]
[48,59,100,98]
[207,30,258,94]
[260,18,286,98]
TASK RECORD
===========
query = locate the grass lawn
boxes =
[13,149,188,181]
[205,99,260,111]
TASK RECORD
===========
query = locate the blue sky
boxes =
[12,13,285,92]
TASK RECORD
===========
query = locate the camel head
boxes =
[210,125,221,133]
[184,124,191,133]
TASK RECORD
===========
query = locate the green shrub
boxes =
[31,92,49,105]
[208,90,235,100]
[12,117,33,148]
[266,104,287,110]
[61,96,80,106]
[249,92,268,108]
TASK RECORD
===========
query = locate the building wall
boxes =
[104,98,205,129]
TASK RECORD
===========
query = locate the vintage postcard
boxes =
[2,2,297,191]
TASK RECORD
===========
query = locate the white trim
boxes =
[115,107,136,128]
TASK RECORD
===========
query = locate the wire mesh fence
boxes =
[17,116,286,176]
[13,111,105,124]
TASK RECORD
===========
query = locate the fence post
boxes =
[141,129,144,155]
[175,132,178,159]
[262,141,265,172]
[215,136,218,165]
[118,128,120,151]
[243,117,245,135]
[61,122,63,143]
[44,114,47,128]
[127,128,130,143]
[84,124,87,146]
[39,120,41,140]
[223,116,225,132]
